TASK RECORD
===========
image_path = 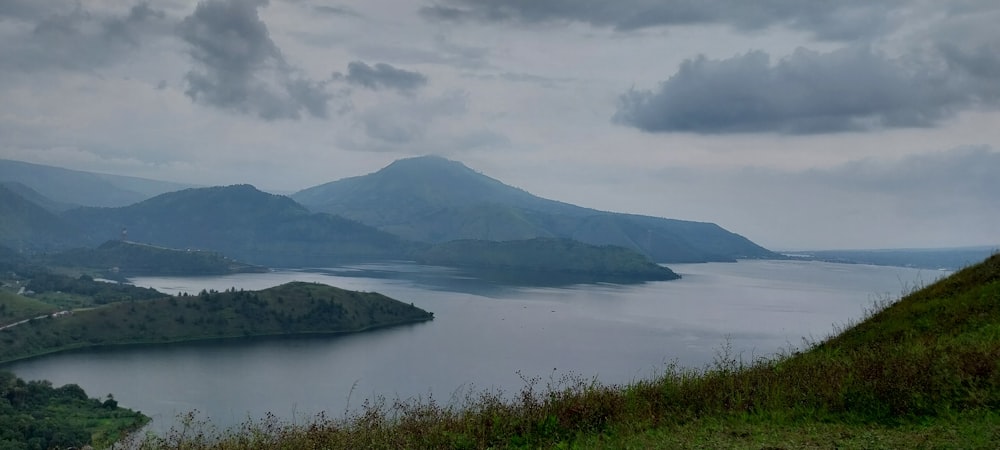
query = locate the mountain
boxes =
[62,185,409,267]
[0,184,83,252]
[0,182,75,212]
[293,156,776,263]
[0,159,195,208]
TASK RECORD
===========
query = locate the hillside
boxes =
[0,181,75,212]
[62,185,410,267]
[293,156,776,263]
[414,238,680,282]
[132,253,1000,448]
[0,184,84,252]
[0,158,193,208]
[0,281,433,364]
[45,240,267,277]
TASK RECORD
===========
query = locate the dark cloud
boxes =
[613,46,999,134]
[178,0,330,120]
[420,0,904,40]
[0,2,170,72]
[312,5,362,18]
[337,61,428,93]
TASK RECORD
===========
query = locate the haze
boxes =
[1,0,998,250]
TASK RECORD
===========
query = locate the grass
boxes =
[118,253,1000,449]
[0,290,57,325]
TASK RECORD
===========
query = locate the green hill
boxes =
[414,238,680,282]
[0,281,433,364]
[133,253,1000,449]
[63,185,410,267]
[45,240,267,277]
[292,156,776,263]
[0,158,194,208]
[0,291,58,326]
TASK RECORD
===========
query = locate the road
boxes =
[0,310,71,331]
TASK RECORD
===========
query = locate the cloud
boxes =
[420,0,904,40]
[0,2,171,72]
[337,61,428,93]
[613,46,1000,134]
[358,90,468,143]
[312,5,362,18]
[178,0,330,120]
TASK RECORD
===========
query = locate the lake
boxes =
[4,260,941,433]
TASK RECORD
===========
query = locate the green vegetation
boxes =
[0,291,56,326]
[0,282,432,364]
[126,254,1000,449]
[0,371,148,449]
[415,238,680,282]
[45,240,267,277]
[292,155,777,263]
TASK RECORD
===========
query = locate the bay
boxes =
[5,260,940,433]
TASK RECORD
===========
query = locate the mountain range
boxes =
[0,159,194,208]
[0,156,777,273]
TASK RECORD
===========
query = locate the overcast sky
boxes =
[2,0,998,250]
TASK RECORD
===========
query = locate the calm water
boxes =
[5,260,940,432]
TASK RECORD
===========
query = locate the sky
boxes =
[1,0,998,250]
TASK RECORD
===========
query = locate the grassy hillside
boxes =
[293,156,777,263]
[132,253,1000,449]
[0,282,433,364]
[414,238,680,282]
[0,291,57,326]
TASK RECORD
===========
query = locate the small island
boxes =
[0,282,433,364]
[413,237,680,283]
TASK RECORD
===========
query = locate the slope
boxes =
[293,156,776,263]
[0,184,84,251]
[63,185,410,267]
[134,253,1000,449]
[0,158,194,208]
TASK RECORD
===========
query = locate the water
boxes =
[4,260,939,432]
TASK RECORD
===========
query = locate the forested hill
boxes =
[293,156,776,263]
[62,184,410,267]
[0,281,433,364]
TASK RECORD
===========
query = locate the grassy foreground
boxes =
[126,254,1000,449]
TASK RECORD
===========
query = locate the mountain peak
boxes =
[292,157,778,262]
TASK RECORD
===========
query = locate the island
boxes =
[0,282,433,364]
[412,237,680,283]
